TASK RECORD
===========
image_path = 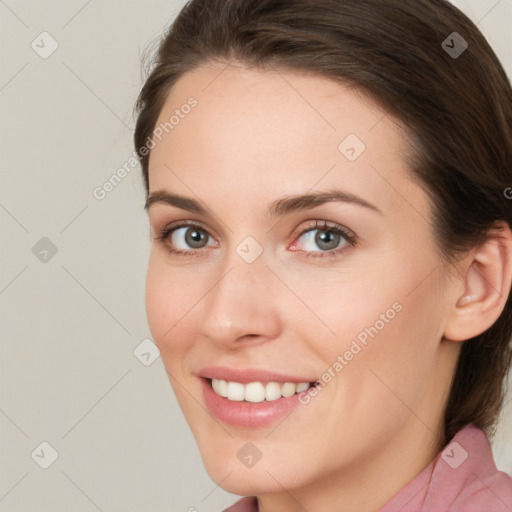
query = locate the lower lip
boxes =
[200,378,307,428]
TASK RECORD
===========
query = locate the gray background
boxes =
[0,1,511,511]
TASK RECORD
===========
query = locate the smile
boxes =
[210,378,316,402]
[198,367,321,427]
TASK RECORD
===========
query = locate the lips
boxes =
[197,366,320,427]
[198,366,318,384]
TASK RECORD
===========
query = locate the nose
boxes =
[198,250,282,350]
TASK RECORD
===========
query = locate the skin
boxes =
[144,62,512,511]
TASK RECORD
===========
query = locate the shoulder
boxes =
[446,467,512,512]
[427,424,512,511]
[380,424,512,512]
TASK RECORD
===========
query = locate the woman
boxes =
[133,0,512,510]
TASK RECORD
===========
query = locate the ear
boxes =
[443,221,512,342]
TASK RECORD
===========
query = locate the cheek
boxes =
[145,260,169,346]
[298,256,446,391]
[145,257,204,414]
[276,263,404,357]
[145,254,194,359]
[331,270,448,419]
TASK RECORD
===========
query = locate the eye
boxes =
[154,221,217,257]
[291,220,356,259]
[153,219,356,260]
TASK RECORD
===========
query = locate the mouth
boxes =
[197,367,321,427]
[198,373,321,428]
[207,378,319,402]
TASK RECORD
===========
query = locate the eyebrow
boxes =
[144,188,382,218]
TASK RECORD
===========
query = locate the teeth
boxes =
[226,381,245,401]
[211,378,228,397]
[296,382,310,392]
[265,382,282,401]
[211,379,313,402]
[281,382,296,397]
[245,382,265,403]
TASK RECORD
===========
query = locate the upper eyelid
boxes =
[296,220,354,236]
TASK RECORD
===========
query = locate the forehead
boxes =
[147,62,423,219]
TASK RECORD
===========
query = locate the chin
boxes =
[198,445,307,496]
[203,463,283,496]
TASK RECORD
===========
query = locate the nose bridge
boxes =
[215,229,271,297]
[198,238,280,346]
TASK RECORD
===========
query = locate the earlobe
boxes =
[443,222,512,342]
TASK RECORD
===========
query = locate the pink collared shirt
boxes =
[223,424,512,511]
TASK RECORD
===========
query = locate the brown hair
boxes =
[133,0,512,444]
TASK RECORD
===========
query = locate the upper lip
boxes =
[198,366,318,384]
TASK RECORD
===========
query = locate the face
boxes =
[144,62,461,497]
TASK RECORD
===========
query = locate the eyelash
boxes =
[154,220,357,261]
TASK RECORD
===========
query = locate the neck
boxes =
[257,418,444,512]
